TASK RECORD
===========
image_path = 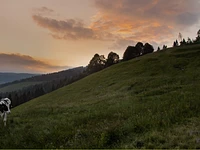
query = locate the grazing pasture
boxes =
[0,44,200,148]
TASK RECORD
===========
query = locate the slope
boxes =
[0,44,200,148]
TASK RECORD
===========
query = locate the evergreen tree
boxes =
[197,29,200,37]
[176,40,179,46]
[173,41,176,47]
[180,38,187,46]
[163,45,167,49]
[187,37,192,44]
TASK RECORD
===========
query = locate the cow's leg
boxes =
[3,113,7,127]
[4,121,6,127]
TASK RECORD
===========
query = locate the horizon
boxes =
[1,0,200,73]
[0,65,83,74]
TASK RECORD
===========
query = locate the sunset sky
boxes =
[1,0,200,73]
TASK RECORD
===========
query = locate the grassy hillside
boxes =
[0,44,200,148]
[0,82,43,93]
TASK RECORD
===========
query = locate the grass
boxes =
[0,82,43,92]
[0,44,200,148]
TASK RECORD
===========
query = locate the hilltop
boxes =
[0,44,200,148]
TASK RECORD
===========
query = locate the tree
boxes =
[157,47,160,51]
[143,43,154,54]
[195,29,200,43]
[176,40,179,46]
[87,54,106,73]
[163,45,167,49]
[187,37,192,45]
[106,52,119,67]
[135,42,144,55]
[173,41,176,47]
[123,46,140,61]
[197,29,200,37]
[180,38,186,46]
[178,33,183,42]
[173,40,179,47]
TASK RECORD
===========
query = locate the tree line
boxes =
[87,42,154,73]
[172,29,200,48]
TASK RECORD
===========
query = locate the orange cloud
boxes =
[91,0,200,49]
[32,1,200,50]
[0,53,70,73]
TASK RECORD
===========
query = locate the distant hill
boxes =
[0,67,86,107]
[0,67,85,90]
[0,73,37,85]
[1,44,200,148]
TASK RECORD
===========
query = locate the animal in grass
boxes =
[0,98,11,126]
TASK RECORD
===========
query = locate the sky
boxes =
[1,0,200,73]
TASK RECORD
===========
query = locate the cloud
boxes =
[109,38,136,50]
[94,0,200,26]
[32,14,117,41]
[32,1,200,50]
[33,6,56,16]
[0,53,70,73]
[177,12,199,26]
[35,7,54,13]
[91,0,200,48]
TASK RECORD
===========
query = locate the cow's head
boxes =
[0,98,11,113]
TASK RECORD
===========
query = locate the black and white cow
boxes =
[0,98,11,126]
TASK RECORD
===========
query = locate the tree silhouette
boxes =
[187,37,192,44]
[178,33,183,42]
[176,40,179,46]
[123,46,140,61]
[195,29,200,43]
[180,38,186,46]
[173,40,179,47]
[198,29,200,37]
[135,42,144,55]
[173,41,176,47]
[87,54,106,73]
[143,43,154,54]
[106,52,119,67]
[163,45,167,49]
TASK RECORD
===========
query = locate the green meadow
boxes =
[0,82,43,93]
[0,44,200,148]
